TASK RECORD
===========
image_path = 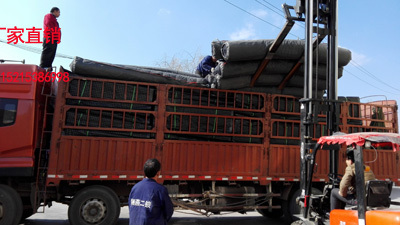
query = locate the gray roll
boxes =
[217,61,260,78]
[218,75,252,90]
[220,39,352,67]
[70,56,207,85]
[217,60,297,79]
[297,65,344,78]
[217,58,346,81]
[313,43,352,67]
[211,39,226,60]
[255,74,327,90]
[221,39,273,62]
[273,39,305,59]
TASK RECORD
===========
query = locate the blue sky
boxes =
[1,0,400,106]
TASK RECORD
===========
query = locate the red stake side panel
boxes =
[270,95,399,185]
[268,145,334,181]
[162,140,265,177]
[268,144,398,183]
[46,76,399,185]
[47,136,156,181]
[398,151,400,185]
[363,149,398,182]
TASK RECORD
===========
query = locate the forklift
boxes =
[288,0,400,224]
[294,130,400,225]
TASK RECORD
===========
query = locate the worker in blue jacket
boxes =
[195,55,217,77]
[129,158,174,225]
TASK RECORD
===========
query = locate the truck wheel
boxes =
[20,197,35,222]
[0,184,23,225]
[20,208,34,222]
[256,199,283,218]
[68,186,120,225]
[282,188,322,223]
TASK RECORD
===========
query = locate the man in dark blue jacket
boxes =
[129,159,174,225]
[195,55,217,77]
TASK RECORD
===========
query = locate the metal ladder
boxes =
[33,80,56,213]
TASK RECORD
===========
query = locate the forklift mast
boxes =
[289,0,341,195]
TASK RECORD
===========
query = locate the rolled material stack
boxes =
[63,73,158,139]
[210,39,352,97]
[64,57,209,139]
[70,56,207,86]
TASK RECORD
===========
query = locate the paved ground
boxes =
[23,210,278,225]
[21,187,400,225]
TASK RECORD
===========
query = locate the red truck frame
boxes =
[0,64,398,225]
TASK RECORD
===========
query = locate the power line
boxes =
[349,60,400,93]
[255,0,305,29]
[249,0,398,95]
[255,0,284,18]
[0,38,74,59]
[263,0,282,11]
[262,0,284,13]
[223,0,301,39]
[344,68,400,96]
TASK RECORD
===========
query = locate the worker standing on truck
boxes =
[129,158,174,225]
[40,7,61,72]
[195,55,217,77]
[330,149,376,210]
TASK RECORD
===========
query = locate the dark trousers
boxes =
[330,188,355,211]
[40,38,58,68]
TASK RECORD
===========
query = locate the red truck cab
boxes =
[0,64,48,176]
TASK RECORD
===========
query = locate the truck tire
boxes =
[256,199,283,218]
[0,184,23,225]
[68,185,120,225]
[282,188,322,223]
[20,196,35,222]
[20,208,34,222]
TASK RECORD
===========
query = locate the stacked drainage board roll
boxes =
[63,71,158,139]
[211,39,227,60]
[70,56,207,86]
[210,39,352,98]
[66,59,263,143]
[67,57,216,140]
[164,87,264,144]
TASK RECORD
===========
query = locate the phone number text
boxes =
[1,71,69,82]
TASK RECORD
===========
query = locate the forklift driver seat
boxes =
[365,180,392,208]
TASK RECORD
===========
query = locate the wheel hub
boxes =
[81,199,106,223]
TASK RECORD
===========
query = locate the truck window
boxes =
[0,98,18,127]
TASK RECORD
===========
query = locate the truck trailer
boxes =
[0,63,398,225]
